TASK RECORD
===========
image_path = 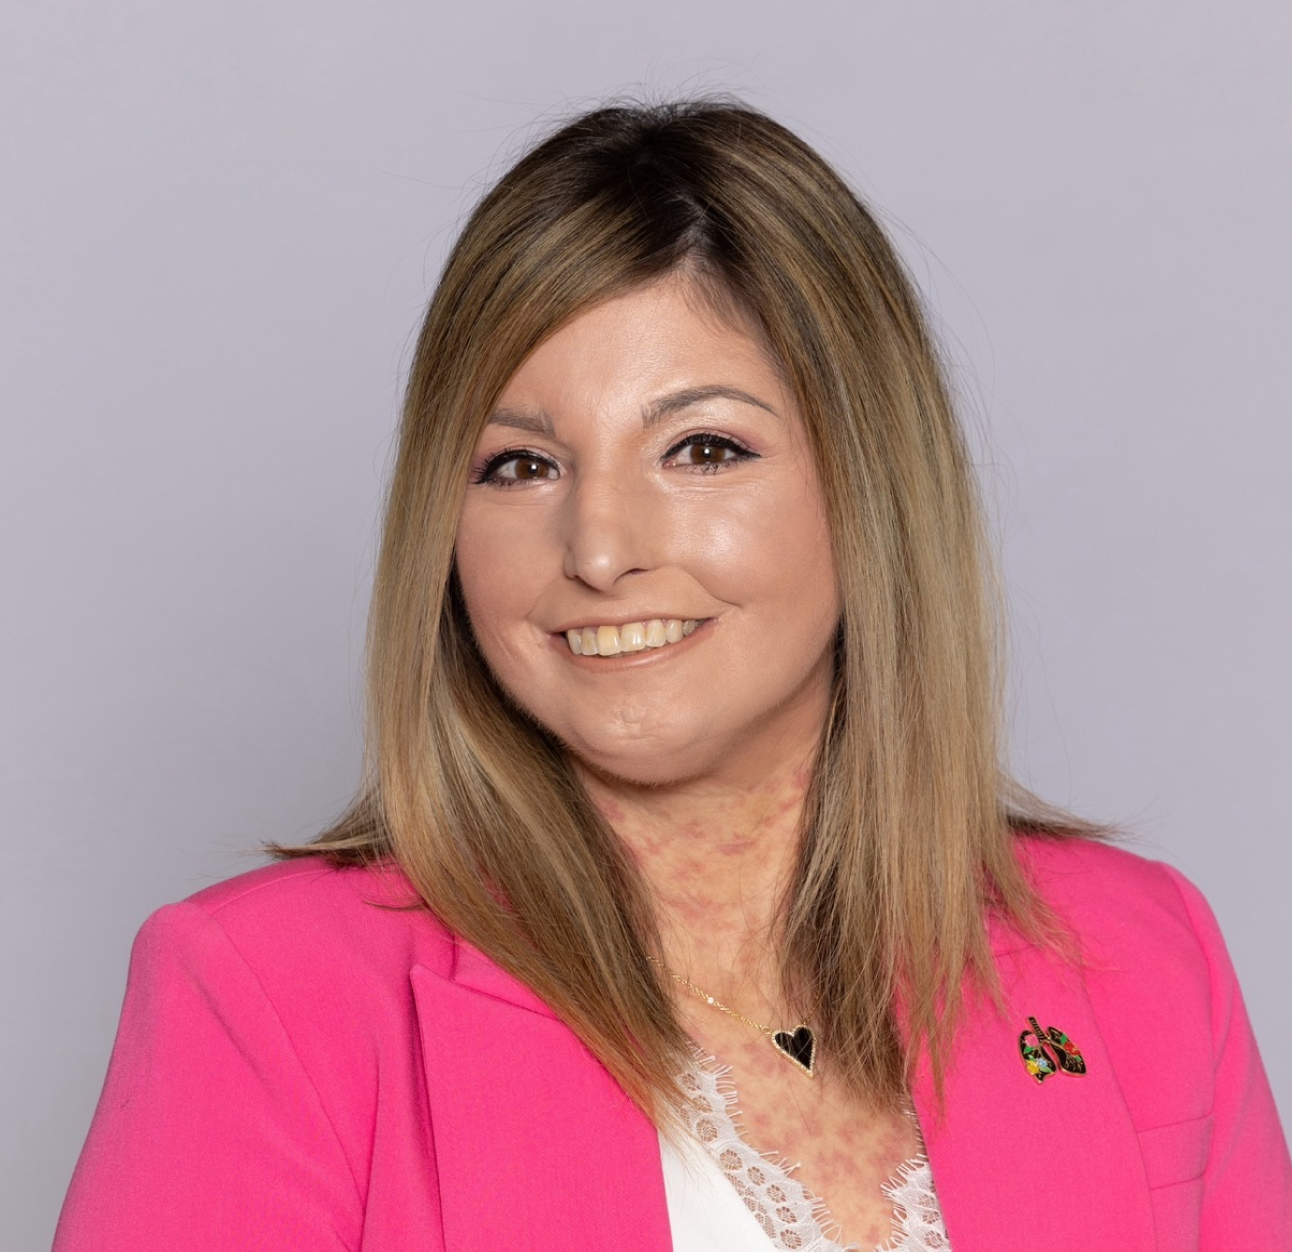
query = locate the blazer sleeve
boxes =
[1160,864,1292,1246]
[53,901,364,1251]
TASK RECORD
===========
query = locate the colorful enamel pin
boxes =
[1018,1015,1088,1084]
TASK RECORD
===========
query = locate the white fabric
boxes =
[660,1131,781,1252]
[663,1058,952,1252]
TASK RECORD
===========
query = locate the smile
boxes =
[564,618,700,656]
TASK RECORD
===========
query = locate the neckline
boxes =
[673,1050,948,1252]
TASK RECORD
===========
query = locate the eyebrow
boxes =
[484,384,778,435]
[486,407,556,435]
[642,385,779,427]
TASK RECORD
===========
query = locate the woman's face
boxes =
[454,275,840,788]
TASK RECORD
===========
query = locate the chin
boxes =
[557,722,720,790]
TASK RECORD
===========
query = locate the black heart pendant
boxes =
[771,1024,816,1077]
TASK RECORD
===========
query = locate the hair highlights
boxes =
[280,99,1091,1117]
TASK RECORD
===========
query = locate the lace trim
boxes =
[675,1058,952,1252]
[879,1158,951,1252]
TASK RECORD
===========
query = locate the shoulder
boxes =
[1015,832,1184,901]
[62,859,456,1245]
[168,855,450,957]
[1011,834,1218,972]
[1010,835,1236,1029]
[1008,838,1292,1229]
[130,857,455,1042]
[1010,836,1244,1120]
[183,854,419,921]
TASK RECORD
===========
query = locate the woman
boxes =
[55,99,1290,1250]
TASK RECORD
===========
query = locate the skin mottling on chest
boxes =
[683,1013,924,1250]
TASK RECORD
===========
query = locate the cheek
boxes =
[453,504,545,654]
[692,480,838,624]
[791,502,840,626]
[771,472,838,606]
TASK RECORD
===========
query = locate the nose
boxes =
[561,470,655,590]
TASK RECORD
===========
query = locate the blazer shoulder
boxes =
[61,858,457,1249]
[1009,836,1225,1063]
[136,856,456,1024]
[185,854,417,915]
[1012,835,1203,957]
[181,856,448,951]
[1014,832,1180,897]
[1013,836,1261,1122]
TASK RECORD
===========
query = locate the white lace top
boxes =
[662,1059,951,1252]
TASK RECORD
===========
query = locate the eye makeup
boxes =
[471,429,759,487]
[663,431,759,470]
[473,447,560,486]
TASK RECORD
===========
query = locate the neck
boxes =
[577,748,814,1012]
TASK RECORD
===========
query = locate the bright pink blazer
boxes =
[55,838,1291,1250]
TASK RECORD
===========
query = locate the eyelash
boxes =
[472,432,758,487]
[472,446,556,486]
[666,432,758,471]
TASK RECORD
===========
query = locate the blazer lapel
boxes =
[411,938,673,1252]
[913,932,1156,1251]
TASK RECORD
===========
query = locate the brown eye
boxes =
[682,442,733,465]
[667,434,756,470]
[506,456,554,480]
[478,450,559,484]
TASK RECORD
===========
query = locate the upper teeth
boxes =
[566,618,699,656]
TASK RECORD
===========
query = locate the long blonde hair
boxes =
[282,98,1089,1117]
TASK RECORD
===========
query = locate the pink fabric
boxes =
[54,839,1291,1250]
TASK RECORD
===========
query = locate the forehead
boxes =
[493,275,788,422]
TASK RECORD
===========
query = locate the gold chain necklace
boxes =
[649,957,817,1078]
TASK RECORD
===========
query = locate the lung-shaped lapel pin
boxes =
[1019,1015,1087,1083]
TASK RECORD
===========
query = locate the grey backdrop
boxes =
[4,2,1289,1246]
